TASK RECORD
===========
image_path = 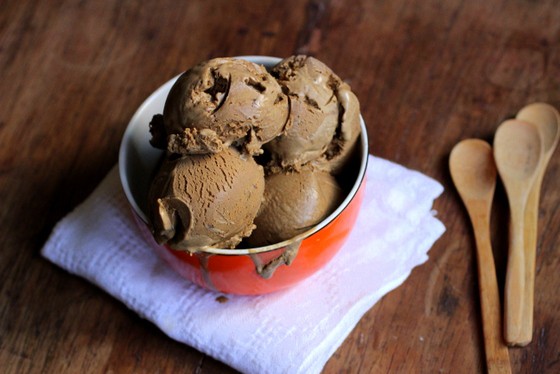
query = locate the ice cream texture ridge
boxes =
[148,55,361,251]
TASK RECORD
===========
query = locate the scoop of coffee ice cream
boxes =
[146,55,362,252]
[247,168,343,247]
[151,57,289,155]
[267,55,361,172]
[148,147,265,250]
[319,78,361,173]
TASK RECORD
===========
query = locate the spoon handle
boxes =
[504,205,527,345]
[469,205,512,374]
[518,171,544,345]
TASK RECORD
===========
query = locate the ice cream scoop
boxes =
[148,147,265,250]
[322,82,362,173]
[151,57,289,155]
[267,55,361,172]
[247,168,344,246]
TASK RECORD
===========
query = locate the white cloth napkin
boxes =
[42,155,445,374]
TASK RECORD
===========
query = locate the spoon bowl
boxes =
[450,139,497,202]
[517,103,560,154]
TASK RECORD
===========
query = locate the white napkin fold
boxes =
[42,155,445,374]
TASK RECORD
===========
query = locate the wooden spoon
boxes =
[514,103,560,345]
[493,119,543,346]
[450,139,511,374]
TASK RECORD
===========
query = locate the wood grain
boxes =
[1,0,559,373]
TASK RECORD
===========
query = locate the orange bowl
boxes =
[119,56,369,295]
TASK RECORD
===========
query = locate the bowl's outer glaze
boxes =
[147,181,365,295]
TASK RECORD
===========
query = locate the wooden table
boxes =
[2,0,559,372]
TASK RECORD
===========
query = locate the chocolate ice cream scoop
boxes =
[151,57,289,155]
[247,168,343,247]
[320,79,361,173]
[267,55,361,172]
[148,147,265,251]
